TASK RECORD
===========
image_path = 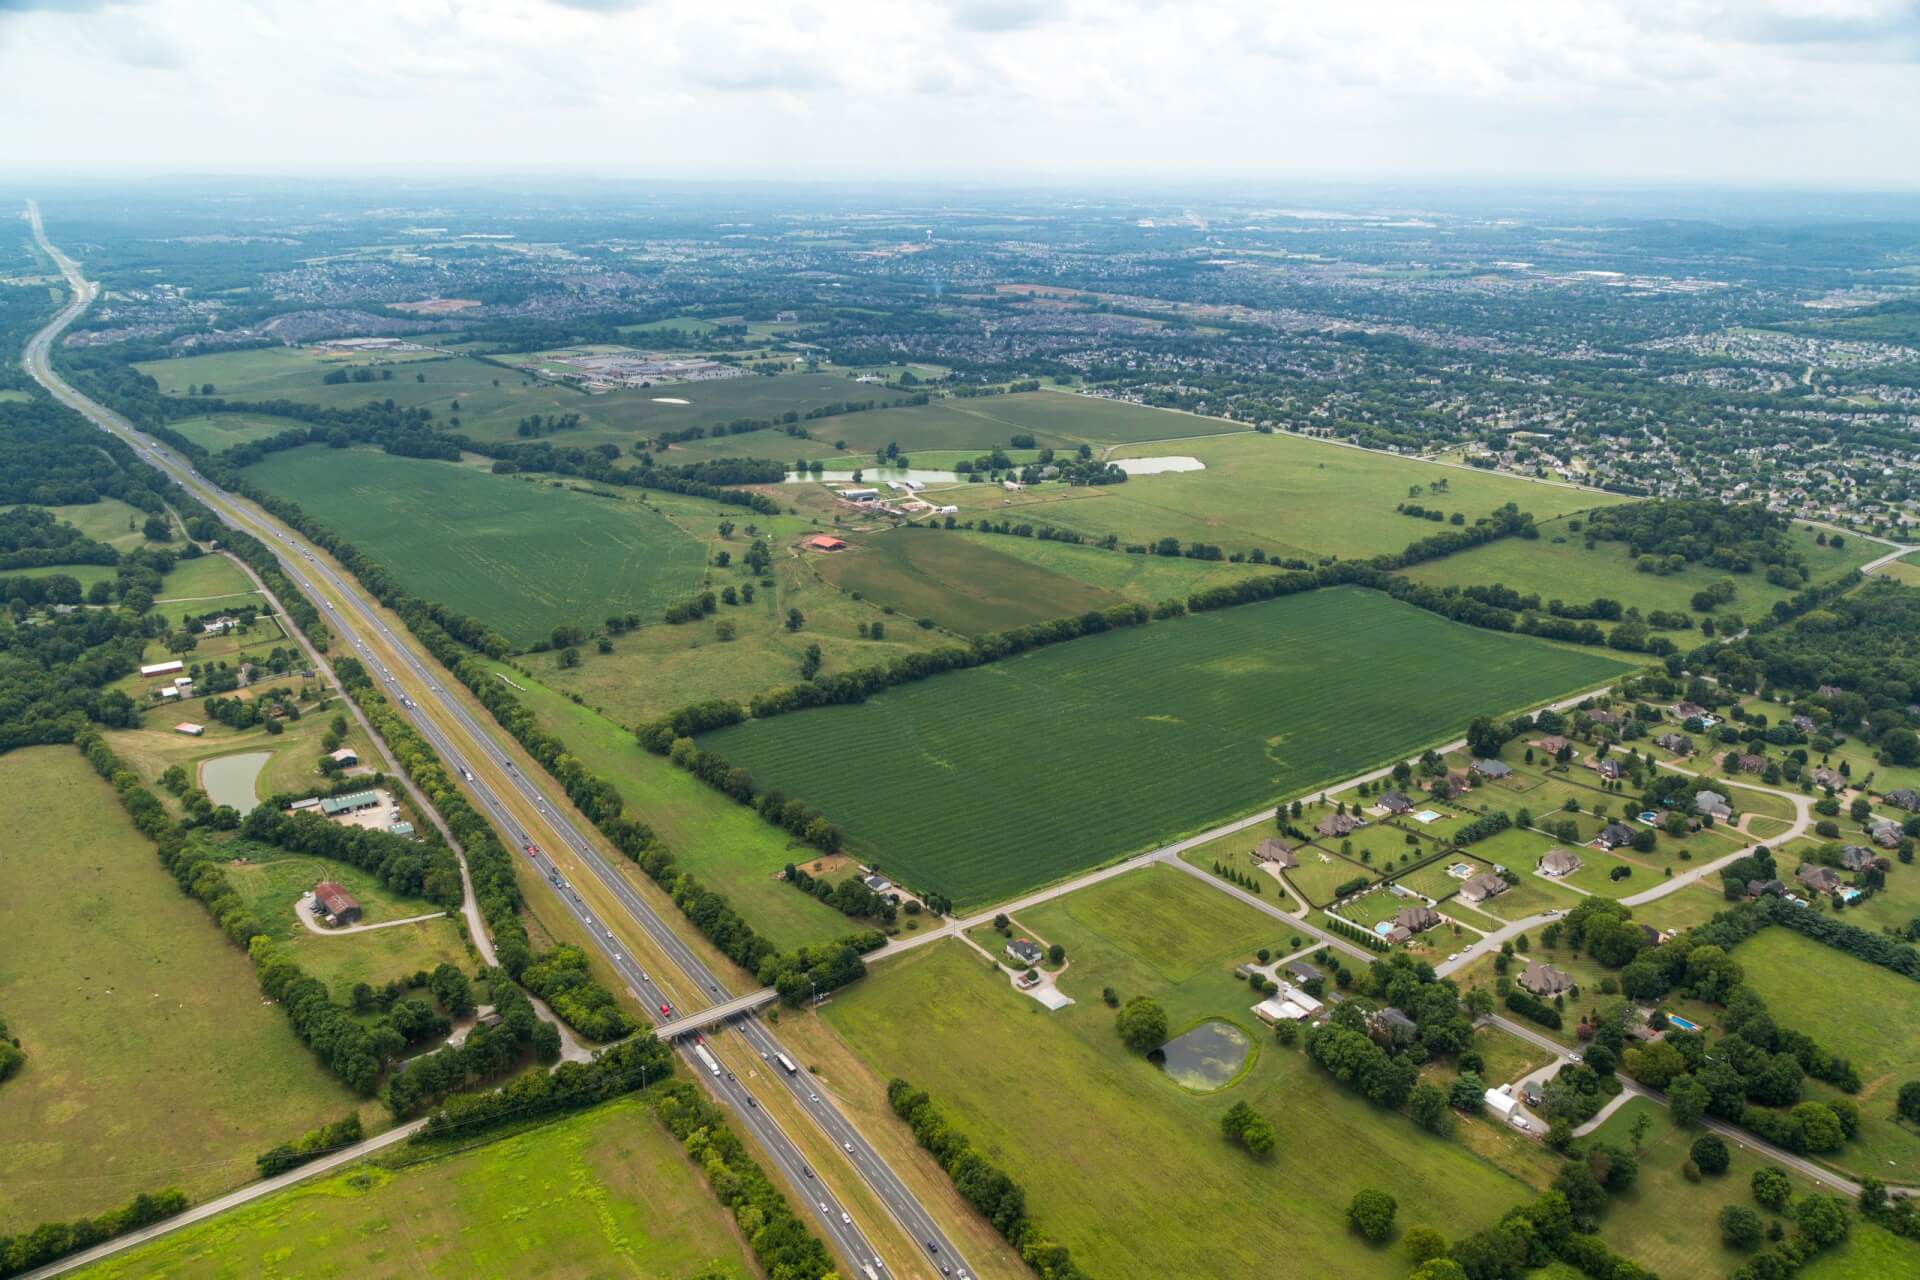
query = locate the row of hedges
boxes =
[887,1078,1092,1280]
[0,1187,189,1279]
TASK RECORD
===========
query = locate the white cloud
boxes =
[0,0,1912,183]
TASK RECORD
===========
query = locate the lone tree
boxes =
[1690,1133,1730,1176]
[1348,1188,1397,1243]
[1751,1165,1793,1212]
[1718,1204,1763,1251]
[1115,996,1167,1054]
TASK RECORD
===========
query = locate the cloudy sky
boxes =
[1,0,1917,184]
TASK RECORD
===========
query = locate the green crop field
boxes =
[699,586,1635,907]
[813,528,1125,634]
[805,390,1237,456]
[1732,928,1920,1179]
[72,1096,759,1280]
[937,531,1264,604]
[1401,517,1873,615]
[819,927,1547,1280]
[244,449,709,646]
[976,432,1615,563]
[0,748,365,1229]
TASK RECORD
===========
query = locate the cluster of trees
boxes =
[240,804,463,910]
[0,1186,189,1279]
[417,1032,673,1140]
[384,983,558,1118]
[1453,811,1513,845]
[1220,1100,1276,1157]
[784,862,896,924]
[1404,1151,1664,1280]
[0,505,118,570]
[887,1079,1090,1280]
[1504,989,1564,1030]
[1584,500,1802,577]
[0,1012,21,1085]
[659,735,843,853]
[255,1112,364,1177]
[517,945,638,1042]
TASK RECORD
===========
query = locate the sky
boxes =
[0,0,1917,184]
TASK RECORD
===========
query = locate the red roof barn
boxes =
[313,882,361,925]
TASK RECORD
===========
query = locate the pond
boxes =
[200,750,272,815]
[1150,1020,1251,1091]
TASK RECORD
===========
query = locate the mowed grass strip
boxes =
[70,1096,760,1280]
[245,448,708,646]
[0,748,364,1229]
[699,587,1634,908]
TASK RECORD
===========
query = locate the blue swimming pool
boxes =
[1665,1013,1702,1032]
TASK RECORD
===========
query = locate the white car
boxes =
[1568,1052,1583,1063]
[843,1142,854,1153]
[1447,953,1460,962]
[840,1212,851,1225]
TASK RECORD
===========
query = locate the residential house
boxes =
[1369,1007,1419,1045]
[1746,879,1786,899]
[1818,684,1844,698]
[1436,772,1470,799]
[1796,864,1842,894]
[1383,925,1413,945]
[1694,791,1734,821]
[1539,849,1582,877]
[1653,733,1694,755]
[1885,788,1920,812]
[1868,816,1902,848]
[1316,811,1365,838]
[1283,960,1320,985]
[1531,734,1571,756]
[1518,963,1574,997]
[1584,708,1621,727]
[1672,701,1707,720]
[1471,758,1514,780]
[1592,757,1624,782]
[1738,753,1767,774]
[1596,822,1637,850]
[1253,838,1298,868]
[1005,939,1044,967]
[1839,845,1882,872]
[1377,790,1413,815]
[1809,766,1845,790]
[863,874,893,893]
[1459,872,1509,904]
[1394,905,1442,933]
[1791,715,1819,734]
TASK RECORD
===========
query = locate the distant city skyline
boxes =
[1,0,1917,185]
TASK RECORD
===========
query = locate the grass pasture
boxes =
[699,586,1634,907]
[1732,928,1920,1179]
[811,527,1124,634]
[817,935,1547,1280]
[1402,517,1874,616]
[998,432,1617,563]
[166,413,313,452]
[245,449,709,646]
[72,1096,760,1280]
[0,748,364,1229]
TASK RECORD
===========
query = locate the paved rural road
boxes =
[13,1119,430,1280]
[24,202,962,1280]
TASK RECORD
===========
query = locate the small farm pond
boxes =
[200,750,272,815]
[1151,1020,1250,1091]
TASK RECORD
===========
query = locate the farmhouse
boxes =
[1653,733,1694,755]
[1538,849,1582,877]
[1796,864,1841,894]
[1005,939,1044,967]
[173,722,204,736]
[1458,872,1509,904]
[1377,790,1413,815]
[1369,1007,1419,1044]
[1394,905,1441,933]
[141,660,185,677]
[1252,838,1297,868]
[320,790,381,817]
[328,747,360,767]
[1885,789,1920,812]
[1518,963,1574,997]
[1595,822,1637,850]
[312,882,361,926]
[1471,758,1514,780]
[1694,791,1734,821]
[805,535,849,552]
[1316,812,1364,838]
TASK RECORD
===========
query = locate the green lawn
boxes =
[223,847,439,935]
[71,1096,759,1280]
[699,587,1633,908]
[0,748,366,1230]
[1402,517,1874,616]
[245,449,710,646]
[1732,928,1920,1180]
[280,915,471,999]
[3,497,152,551]
[988,432,1616,563]
[819,931,1548,1280]
[153,553,257,606]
